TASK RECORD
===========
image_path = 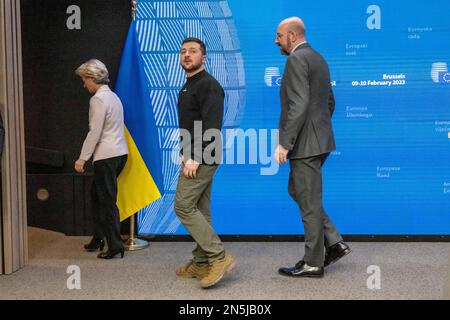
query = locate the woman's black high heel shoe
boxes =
[97,248,125,259]
[84,238,105,252]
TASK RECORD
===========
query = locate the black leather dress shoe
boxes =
[278,260,324,278]
[324,241,351,267]
[84,238,105,252]
[97,248,124,259]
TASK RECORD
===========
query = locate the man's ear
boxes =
[287,31,295,41]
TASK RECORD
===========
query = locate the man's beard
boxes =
[279,38,291,56]
[284,38,292,55]
[280,47,289,56]
[182,61,203,73]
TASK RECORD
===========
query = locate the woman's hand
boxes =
[74,159,86,173]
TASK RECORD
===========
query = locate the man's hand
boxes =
[182,158,200,179]
[275,144,289,165]
[74,159,86,173]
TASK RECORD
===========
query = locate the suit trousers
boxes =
[288,153,343,267]
[174,164,225,263]
[91,154,128,252]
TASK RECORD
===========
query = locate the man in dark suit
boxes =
[275,17,350,277]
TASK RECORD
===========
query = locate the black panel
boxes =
[27,174,76,234]
[27,173,130,236]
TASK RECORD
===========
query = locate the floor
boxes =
[0,227,449,300]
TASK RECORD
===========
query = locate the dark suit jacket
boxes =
[279,43,336,159]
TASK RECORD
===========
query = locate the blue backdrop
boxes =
[136,0,450,235]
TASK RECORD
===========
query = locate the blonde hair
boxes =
[75,59,110,84]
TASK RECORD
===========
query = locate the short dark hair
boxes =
[181,37,206,55]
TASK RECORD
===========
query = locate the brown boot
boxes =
[200,252,235,288]
[176,260,209,279]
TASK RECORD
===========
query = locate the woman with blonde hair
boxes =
[75,59,128,259]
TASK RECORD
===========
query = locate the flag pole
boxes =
[124,0,149,251]
[124,214,149,251]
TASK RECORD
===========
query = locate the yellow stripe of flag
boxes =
[117,127,161,221]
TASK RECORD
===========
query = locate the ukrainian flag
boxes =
[115,20,164,221]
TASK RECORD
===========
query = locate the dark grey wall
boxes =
[21,0,130,173]
[21,0,131,235]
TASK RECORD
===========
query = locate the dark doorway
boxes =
[21,0,130,235]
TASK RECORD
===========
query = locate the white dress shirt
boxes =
[79,85,128,162]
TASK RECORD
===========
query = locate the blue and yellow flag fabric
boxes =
[115,20,163,221]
